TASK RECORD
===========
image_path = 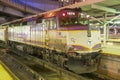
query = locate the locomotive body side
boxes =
[8,23,47,52]
[0,28,6,41]
[0,27,8,47]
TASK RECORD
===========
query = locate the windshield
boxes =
[59,13,89,27]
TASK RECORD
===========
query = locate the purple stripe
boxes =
[72,45,89,51]
[92,44,101,49]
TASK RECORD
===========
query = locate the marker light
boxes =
[62,12,66,17]
[86,15,90,18]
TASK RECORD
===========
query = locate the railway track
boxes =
[0,48,112,80]
[8,49,90,80]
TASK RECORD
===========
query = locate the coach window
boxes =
[109,28,114,34]
[36,17,42,23]
[22,21,27,26]
[118,28,120,33]
[13,22,20,27]
[49,20,53,29]
[44,18,57,30]
[27,21,30,25]
[49,19,57,30]
[79,18,89,26]
[53,19,57,29]
[45,20,50,30]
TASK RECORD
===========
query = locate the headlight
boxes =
[88,39,92,47]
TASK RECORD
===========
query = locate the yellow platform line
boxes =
[102,45,120,56]
[0,60,19,80]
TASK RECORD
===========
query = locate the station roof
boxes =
[75,0,120,24]
[1,0,120,25]
[81,0,120,17]
[11,0,59,11]
[12,0,120,20]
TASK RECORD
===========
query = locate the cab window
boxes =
[45,18,57,30]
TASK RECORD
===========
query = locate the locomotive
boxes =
[0,8,101,74]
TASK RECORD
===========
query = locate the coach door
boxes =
[43,18,57,48]
[43,19,49,47]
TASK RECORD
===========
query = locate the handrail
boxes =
[0,0,43,14]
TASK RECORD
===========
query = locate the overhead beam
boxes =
[0,17,6,24]
[90,16,104,24]
[91,4,120,13]
[0,5,24,17]
[0,0,41,14]
[4,7,24,17]
[37,0,105,16]
[66,0,105,8]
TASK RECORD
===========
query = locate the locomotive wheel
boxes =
[37,49,43,59]
[58,55,68,68]
[43,49,49,62]
[11,43,15,49]
[23,46,27,53]
[49,50,54,63]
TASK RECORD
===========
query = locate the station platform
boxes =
[102,45,120,56]
[98,44,120,80]
[102,39,120,56]
[107,39,120,42]
[0,60,19,80]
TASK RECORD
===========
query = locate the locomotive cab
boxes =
[57,9,101,73]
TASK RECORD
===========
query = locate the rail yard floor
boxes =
[0,61,14,80]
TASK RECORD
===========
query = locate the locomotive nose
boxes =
[88,38,92,48]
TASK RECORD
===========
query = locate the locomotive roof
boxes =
[1,8,81,25]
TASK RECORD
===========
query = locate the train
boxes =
[100,26,120,39]
[0,8,101,74]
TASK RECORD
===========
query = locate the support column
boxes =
[103,24,107,46]
[106,24,109,40]
[103,13,107,46]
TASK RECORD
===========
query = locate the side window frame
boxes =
[44,17,57,30]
